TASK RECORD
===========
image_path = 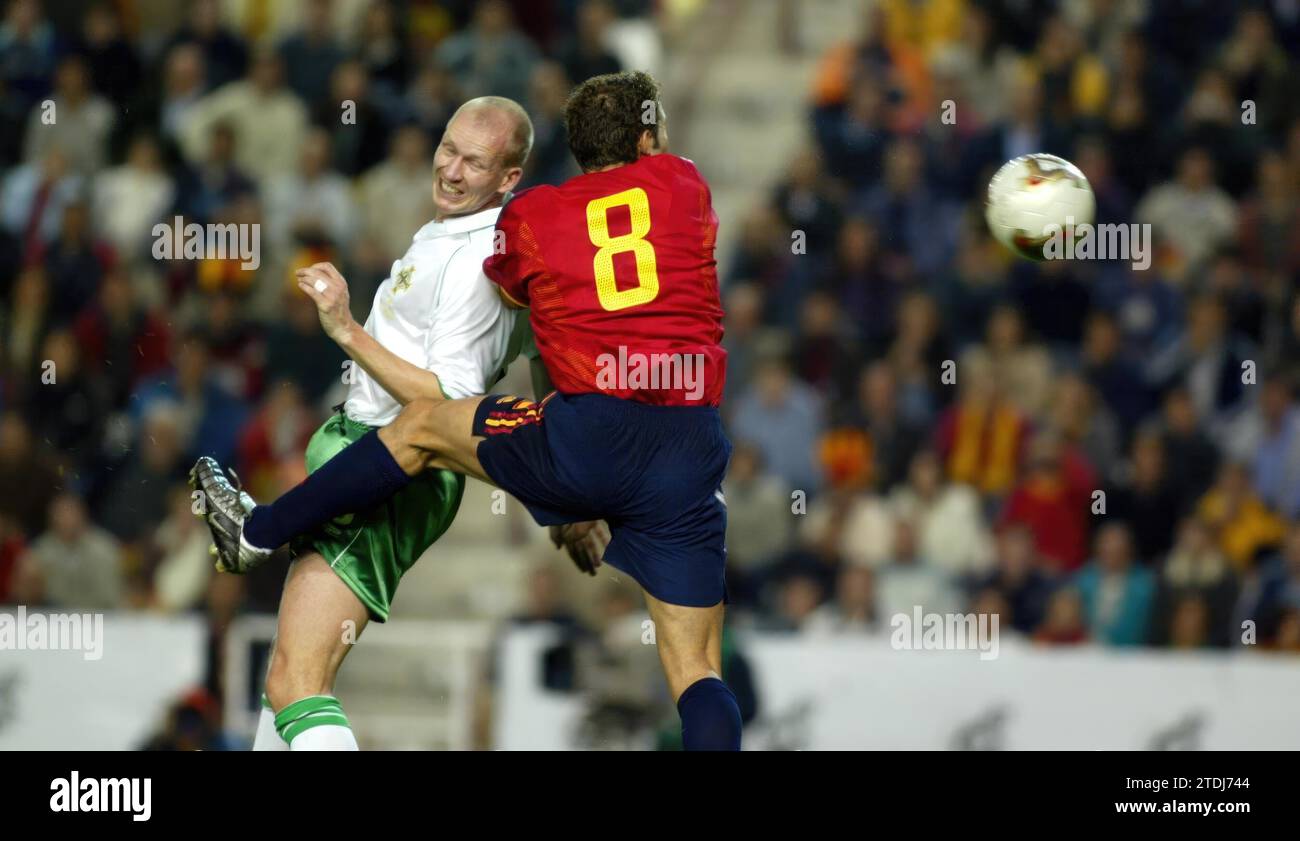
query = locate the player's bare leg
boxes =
[643,589,723,697]
[377,396,490,481]
[259,552,369,750]
[193,397,490,573]
[643,589,740,749]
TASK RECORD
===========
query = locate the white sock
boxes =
[290,724,359,751]
[252,706,289,751]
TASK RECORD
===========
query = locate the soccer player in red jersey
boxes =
[194,71,741,750]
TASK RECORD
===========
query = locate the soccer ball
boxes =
[985,153,1095,261]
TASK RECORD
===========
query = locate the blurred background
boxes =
[3,0,1300,750]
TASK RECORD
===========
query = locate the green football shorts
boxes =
[291,411,465,622]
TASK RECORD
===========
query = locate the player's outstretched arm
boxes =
[297,262,448,404]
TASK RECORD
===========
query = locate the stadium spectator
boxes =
[998,431,1097,572]
[0,412,60,538]
[163,0,248,92]
[1135,147,1239,279]
[25,328,106,459]
[806,486,894,570]
[1237,150,1300,285]
[1079,309,1153,438]
[0,0,57,110]
[234,380,316,501]
[171,120,256,226]
[264,127,358,256]
[890,449,994,580]
[933,354,1028,497]
[96,401,187,546]
[1196,461,1287,573]
[851,361,926,490]
[1150,518,1237,648]
[1147,293,1253,426]
[1224,376,1300,519]
[150,484,215,613]
[130,332,250,467]
[1034,587,1088,645]
[722,442,791,587]
[1,147,83,257]
[1104,429,1182,565]
[436,0,539,105]
[804,565,878,635]
[3,264,53,394]
[524,62,579,187]
[41,199,113,324]
[74,3,141,110]
[874,518,959,618]
[1074,523,1155,646]
[1166,595,1213,649]
[278,0,344,113]
[960,303,1052,418]
[555,0,623,87]
[1158,387,1221,507]
[92,133,176,266]
[731,353,825,495]
[356,124,435,262]
[773,572,824,632]
[977,522,1055,634]
[20,56,113,176]
[355,0,409,100]
[72,265,172,408]
[401,62,460,141]
[1245,524,1300,645]
[181,48,308,190]
[142,43,208,153]
[316,59,392,177]
[1048,372,1122,483]
[18,491,123,610]
[261,285,347,404]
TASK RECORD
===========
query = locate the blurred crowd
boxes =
[4,0,1300,738]
[0,0,656,656]
[719,0,1300,653]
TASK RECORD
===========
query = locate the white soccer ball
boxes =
[985,153,1095,261]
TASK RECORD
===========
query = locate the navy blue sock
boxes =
[243,430,413,550]
[677,676,742,751]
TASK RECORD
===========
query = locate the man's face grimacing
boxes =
[432,107,523,219]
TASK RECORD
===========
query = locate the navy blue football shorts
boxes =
[473,391,732,607]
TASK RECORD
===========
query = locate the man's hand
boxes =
[550,520,610,576]
[296,262,357,345]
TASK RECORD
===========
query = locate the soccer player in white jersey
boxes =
[235,97,542,750]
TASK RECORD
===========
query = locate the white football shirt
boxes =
[344,205,516,426]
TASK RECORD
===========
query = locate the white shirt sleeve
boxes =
[423,241,512,399]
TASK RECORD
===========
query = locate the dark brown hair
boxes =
[563,70,662,171]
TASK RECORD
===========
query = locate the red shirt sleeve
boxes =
[483,190,549,308]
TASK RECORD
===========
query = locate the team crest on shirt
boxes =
[393,264,414,292]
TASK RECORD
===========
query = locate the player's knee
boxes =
[407,398,453,455]
[383,399,443,472]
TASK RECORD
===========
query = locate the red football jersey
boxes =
[483,153,726,406]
